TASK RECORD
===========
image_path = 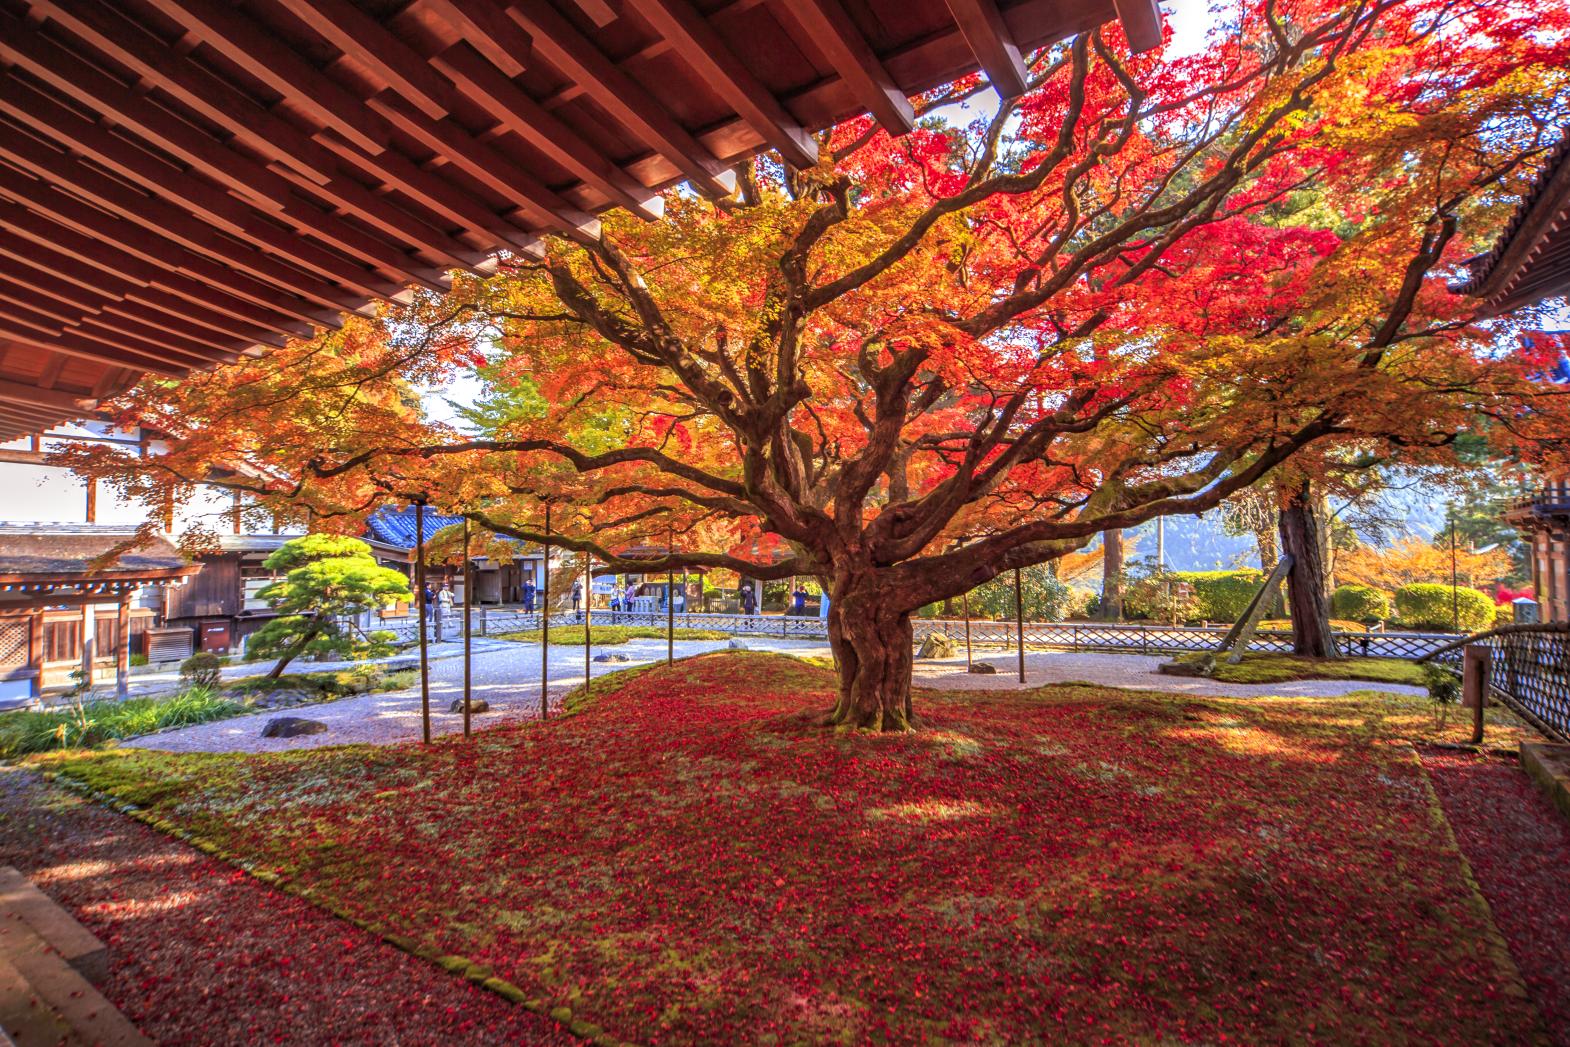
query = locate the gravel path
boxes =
[0,765,575,1046]
[912,649,1428,698]
[124,636,829,753]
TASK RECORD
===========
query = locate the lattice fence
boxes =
[1427,625,1570,742]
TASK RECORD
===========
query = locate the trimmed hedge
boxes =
[1126,569,1263,622]
[1331,584,1391,623]
[1393,583,1493,632]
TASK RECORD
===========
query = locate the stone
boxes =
[917,633,958,659]
[594,652,632,663]
[380,658,421,674]
[727,639,750,651]
[260,716,328,738]
[967,662,998,675]
[448,698,490,714]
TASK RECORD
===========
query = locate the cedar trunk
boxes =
[1278,482,1339,658]
[1101,529,1124,621]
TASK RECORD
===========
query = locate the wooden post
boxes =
[1014,566,1025,684]
[80,601,94,690]
[462,517,472,739]
[583,550,592,690]
[115,591,130,698]
[541,503,551,719]
[963,591,973,671]
[416,502,430,744]
[28,611,43,702]
[1462,644,1490,745]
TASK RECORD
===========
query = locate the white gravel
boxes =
[122,642,1423,754]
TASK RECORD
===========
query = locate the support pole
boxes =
[963,591,973,671]
[667,523,675,665]
[583,550,592,691]
[416,501,430,744]
[541,503,551,719]
[462,517,472,739]
[80,600,95,690]
[116,591,130,698]
[1462,644,1490,745]
[1014,566,1025,684]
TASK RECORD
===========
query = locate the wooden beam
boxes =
[944,0,1029,99]
[0,378,87,413]
[431,41,664,220]
[366,89,601,239]
[778,0,915,136]
[1113,0,1164,53]
[506,0,737,199]
[140,0,392,155]
[0,193,321,335]
[624,0,820,169]
[275,0,456,120]
[0,323,190,377]
[420,0,530,78]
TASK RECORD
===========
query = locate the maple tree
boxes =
[70,0,1570,729]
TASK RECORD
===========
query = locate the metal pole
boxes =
[416,501,430,744]
[962,591,972,671]
[667,523,676,664]
[1014,566,1025,683]
[541,503,551,719]
[462,518,473,738]
[583,549,592,690]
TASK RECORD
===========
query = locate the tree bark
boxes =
[267,617,326,678]
[1278,482,1339,658]
[1255,521,1283,616]
[1100,529,1124,621]
[825,584,915,731]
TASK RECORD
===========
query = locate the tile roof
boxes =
[0,524,188,577]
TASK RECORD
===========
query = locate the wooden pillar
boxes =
[84,478,97,524]
[116,591,130,698]
[80,601,95,690]
[462,518,472,739]
[667,523,675,665]
[1462,644,1490,745]
[27,610,43,702]
[1014,566,1025,684]
[415,502,430,744]
[962,591,973,671]
[583,551,593,690]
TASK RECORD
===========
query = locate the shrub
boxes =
[180,652,224,689]
[1127,569,1262,622]
[1331,584,1390,623]
[1393,584,1494,632]
[0,686,243,757]
[1064,586,1097,619]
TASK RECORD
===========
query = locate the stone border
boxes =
[1411,746,1550,1044]
[1521,742,1570,823]
[38,769,637,1047]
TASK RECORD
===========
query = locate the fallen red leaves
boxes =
[1422,747,1570,1046]
[36,653,1552,1043]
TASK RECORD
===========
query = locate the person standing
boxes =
[791,585,806,616]
[522,576,536,613]
[571,579,582,615]
[740,585,757,616]
[437,583,455,616]
[423,582,435,619]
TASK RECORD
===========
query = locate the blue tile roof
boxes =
[364,506,464,550]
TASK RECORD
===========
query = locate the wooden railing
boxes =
[1420,623,1570,742]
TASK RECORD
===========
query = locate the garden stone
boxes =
[594,652,632,663]
[967,662,998,675]
[380,658,420,674]
[727,639,750,650]
[917,633,958,659]
[260,717,328,738]
[448,698,490,714]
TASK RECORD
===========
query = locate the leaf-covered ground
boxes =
[38,652,1548,1044]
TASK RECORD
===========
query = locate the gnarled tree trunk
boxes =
[825,581,915,731]
[1100,529,1124,621]
[1278,481,1339,658]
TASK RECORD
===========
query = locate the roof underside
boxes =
[1459,130,1570,316]
[0,0,1158,441]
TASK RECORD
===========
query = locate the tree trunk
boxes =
[1278,482,1339,658]
[1255,522,1283,616]
[825,587,915,732]
[1100,529,1124,621]
[267,617,325,678]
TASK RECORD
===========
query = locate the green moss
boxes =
[496,625,730,646]
[1172,652,1426,686]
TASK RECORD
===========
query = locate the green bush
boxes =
[1126,569,1262,622]
[179,652,224,689]
[1394,583,1493,632]
[0,686,243,757]
[1331,584,1391,623]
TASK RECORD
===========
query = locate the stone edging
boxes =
[37,769,637,1047]
[1409,746,1550,1044]
[1520,742,1570,823]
